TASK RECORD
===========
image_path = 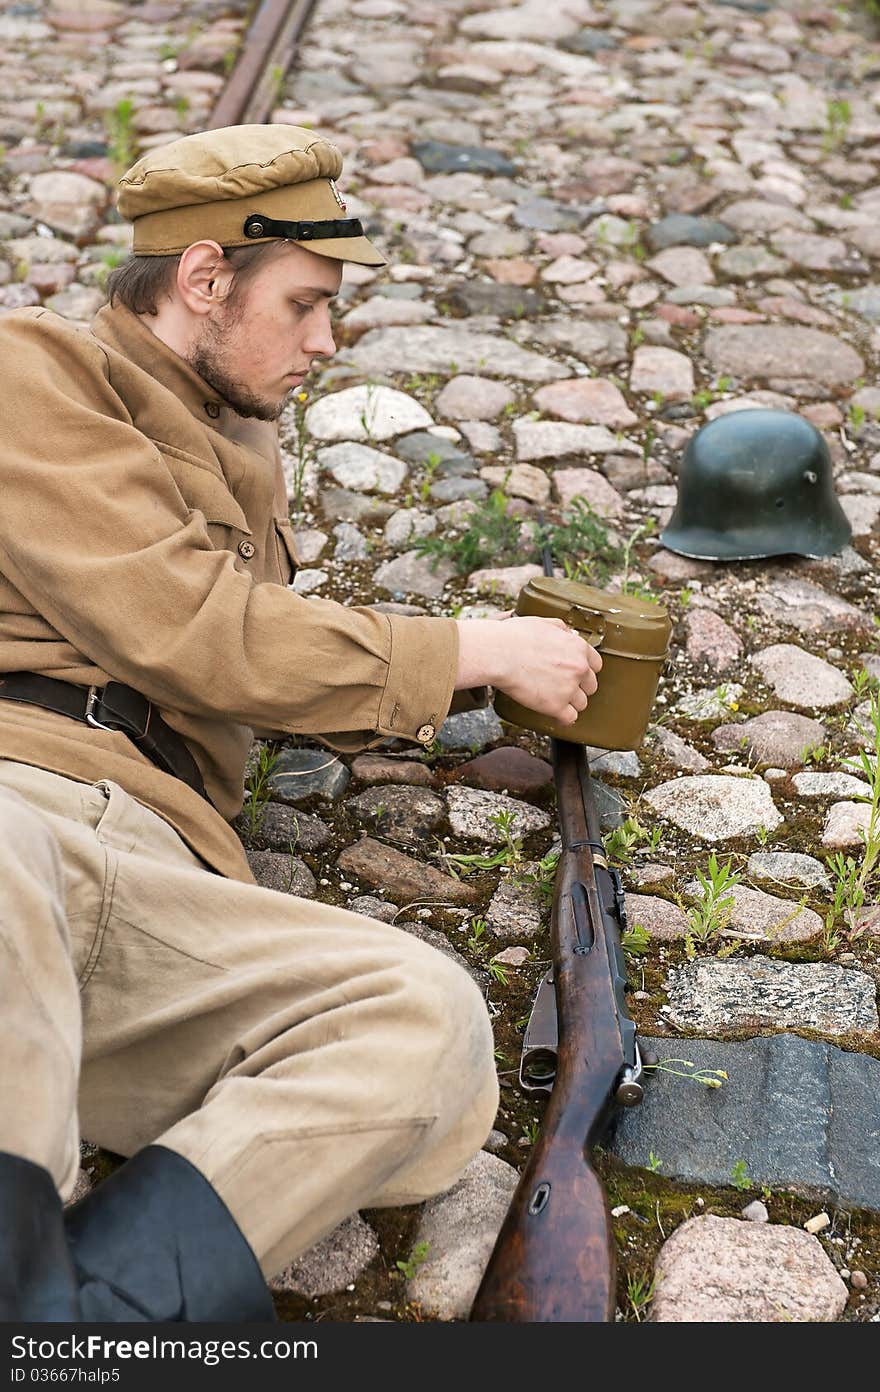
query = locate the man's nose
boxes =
[304,307,336,359]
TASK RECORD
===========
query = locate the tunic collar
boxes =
[91,301,231,431]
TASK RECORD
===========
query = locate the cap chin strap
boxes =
[243,212,364,242]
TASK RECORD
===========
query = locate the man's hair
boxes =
[106,241,279,315]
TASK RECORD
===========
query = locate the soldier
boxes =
[0,125,601,1322]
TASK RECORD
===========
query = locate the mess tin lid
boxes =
[517,577,671,660]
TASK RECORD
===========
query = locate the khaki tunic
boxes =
[0,303,463,880]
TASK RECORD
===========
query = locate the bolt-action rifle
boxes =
[470,548,647,1323]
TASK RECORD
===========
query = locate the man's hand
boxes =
[455,616,602,727]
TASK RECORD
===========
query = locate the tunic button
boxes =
[238,540,256,560]
[205,401,220,419]
[416,723,436,745]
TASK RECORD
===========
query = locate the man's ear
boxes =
[175,241,233,316]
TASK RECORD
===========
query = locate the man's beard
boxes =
[188,315,285,422]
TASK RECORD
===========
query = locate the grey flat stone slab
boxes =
[718,200,813,234]
[513,317,629,368]
[394,432,474,466]
[437,707,504,752]
[624,893,690,942]
[338,326,563,381]
[612,1033,880,1211]
[347,895,398,923]
[834,284,880,322]
[712,710,826,768]
[717,246,790,280]
[679,883,822,945]
[411,140,515,176]
[442,282,550,320]
[333,522,369,561]
[384,507,436,550]
[674,683,745,719]
[318,442,408,494]
[373,549,456,598]
[346,785,446,846]
[646,214,738,250]
[291,568,327,594]
[648,726,710,772]
[429,476,488,502]
[791,771,871,799]
[245,850,317,899]
[586,748,641,778]
[512,196,589,232]
[269,749,351,803]
[446,785,551,843]
[752,644,853,709]
[704,325,864,388]
[514,419,636,461]
[467,563,544,598]
[305,385,431,442]
[593,779,628,831]
[747,851,831,892]
[644,775,782,841]
[408,1150,519,1321]
[664,957,878,1036]
[271,1213,380,1298]
[486,869,544,940]
[755,578,871,634]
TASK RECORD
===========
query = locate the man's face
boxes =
[188,241,342,421]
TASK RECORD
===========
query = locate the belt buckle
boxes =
[85,685,116,733]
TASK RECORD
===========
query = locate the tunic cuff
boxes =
[377,612,459,748]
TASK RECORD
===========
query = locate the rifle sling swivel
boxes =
[568,837,609,870]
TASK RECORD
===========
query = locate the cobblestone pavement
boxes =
[4,0,880,1323]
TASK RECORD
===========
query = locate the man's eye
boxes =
[292,301,312,313]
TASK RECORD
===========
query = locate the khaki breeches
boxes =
[0,760,498,1278]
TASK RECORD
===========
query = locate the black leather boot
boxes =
[64,1145,275,1322]
[0,1152,82,1320]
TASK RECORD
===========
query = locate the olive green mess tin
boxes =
[493,577,672,751]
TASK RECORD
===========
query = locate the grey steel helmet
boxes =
[660,409,852,561]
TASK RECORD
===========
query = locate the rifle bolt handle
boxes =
[616,1079,645,1107]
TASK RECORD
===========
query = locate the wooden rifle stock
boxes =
[470,738,642,1322]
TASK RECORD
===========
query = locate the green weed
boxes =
[642,1057,728,1089]
[621,921,652,958]
[625,1273,656,1321]
[104,98,137,171]
[243,744,281,840]
[396,1241,430,1280]
[289,390,312,517]
[730,1159,752,1191]
[684,853,740,949]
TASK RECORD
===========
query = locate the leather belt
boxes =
[0,672,208,801]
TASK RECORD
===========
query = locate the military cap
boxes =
[117,124,385,266]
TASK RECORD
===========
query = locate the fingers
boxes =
[581,667,598,698]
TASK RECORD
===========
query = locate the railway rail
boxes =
[208,0,321,129]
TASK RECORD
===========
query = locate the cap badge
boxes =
[329,180,347,212]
